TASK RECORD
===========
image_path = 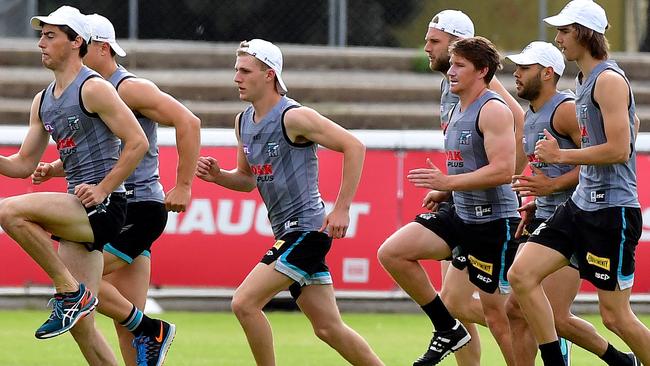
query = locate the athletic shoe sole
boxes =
[156,323,176,366]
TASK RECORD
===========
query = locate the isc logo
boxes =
[595,272,610,281]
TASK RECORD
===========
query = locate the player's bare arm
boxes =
[536,71,632,165]
[513,101,580,196]
[0,92,50,178]
[284,106,365,238]
[119,78,201,212]
[80,77,148,206]
[196,113,255,192]
[410,100,514,192]
[490,77,527,174]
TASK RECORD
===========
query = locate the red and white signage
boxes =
[1,145,649,293]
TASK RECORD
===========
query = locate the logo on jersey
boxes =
[459,130,471,145]
[474,205,492,217]
[590,190,606,203]
[243,144,250,155]
[267,142,280,157]
[468,255,493,275]
[446,150,464,168]
[56,137,77,156]
[284,219,299,230]
[67,115,80,131]
[526,132,548,168]
[251,163,274,182]
[586,252,610,271]
[578,105,590,144]
[44,122,54,134]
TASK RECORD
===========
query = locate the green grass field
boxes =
[0,310,647,365]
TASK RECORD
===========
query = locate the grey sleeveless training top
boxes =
[572,60,639,210]
[239,96,326,237]
[523,90,577,219]
[39,66,124,194]
[445,90,519,223]
[108,66,164,203]
[440,78,459,133]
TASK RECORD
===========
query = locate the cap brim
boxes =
[30,16,48,30]
[110,42,126,57]
[505,54,536,66]
[543,14,573,27]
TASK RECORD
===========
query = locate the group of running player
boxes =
[1,1,648,365]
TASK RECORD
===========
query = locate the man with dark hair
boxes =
[384,36,520,365]
[378,11,527,366]
[506,40,639,366]
[196,39,384,365]
[0,5,148,365]
[509,1,649,365]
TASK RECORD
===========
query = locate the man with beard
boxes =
[378,10,525,366]
[509,1,649,365]
[506,41,638,366]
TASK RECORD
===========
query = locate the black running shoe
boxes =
[132,320,176,366]
[625,352,642,366]
[413,320,471,366]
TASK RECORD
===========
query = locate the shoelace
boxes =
[133,336,150,365]
[46,297,64,320]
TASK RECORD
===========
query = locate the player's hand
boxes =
[74,183,108,208]
[319,207,350,239]
[31,162,53,185]
[512,165,555,197]
[515,200,536,238]
[535,129,561,163]
[422,190,449,211]
[195,156,221,183]
[407,158,449,191]
[165,185,191,212]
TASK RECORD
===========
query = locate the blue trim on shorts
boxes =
[278,232,310,279]
[141,250,151,258]
[498,218,510,292]
[104,243,134,264]
[618,208,634,286]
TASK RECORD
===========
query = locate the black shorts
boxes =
[104,201,168,263]
[414,203,520,294]
[523,217,579,270]
[414,202,466,268]
[80,192,127,252]
[529,199,641,291]
[261,231,332,299]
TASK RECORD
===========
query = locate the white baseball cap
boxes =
[544,0,608,34]
[31,5,91,42]
[428,10,475,38]
[86,14,126,57]
[240,39,287,95]
[506,41,566,76]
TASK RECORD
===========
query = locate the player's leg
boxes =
[378,222,452,304]
[101,254,151,366]
[440,263,482,366]
[297,284,384,365]
[0,192,92,293]
[231,262,294,365]
[59,240,118,366]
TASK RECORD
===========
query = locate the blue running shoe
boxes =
[559,337,572,366]
[133,320,176,366]
[35,283,98,339]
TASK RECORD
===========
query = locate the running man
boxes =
[381,36,520,365]
[0,6,147,365]
[32,13,201,366]
[506,40,639,366]
[509,1,650,365]
[196,39,384,365]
